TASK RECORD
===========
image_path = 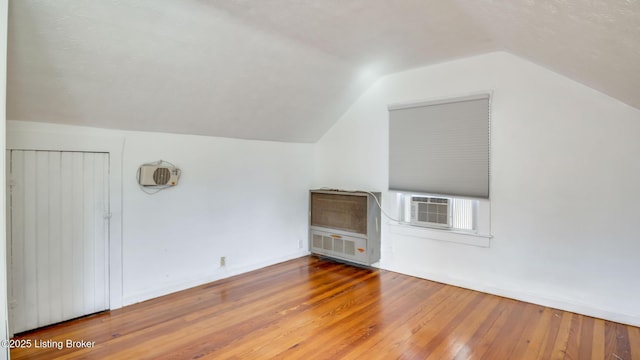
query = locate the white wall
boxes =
[6,121,312,307]
[1,0,9,357]
[5,51,640,335]
[119,131,312,303]
[314,51,640,326]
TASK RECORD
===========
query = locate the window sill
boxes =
[387,223,492,248]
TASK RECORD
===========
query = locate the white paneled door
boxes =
[8,150,110,334]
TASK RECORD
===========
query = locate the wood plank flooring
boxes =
[10,256,640,359]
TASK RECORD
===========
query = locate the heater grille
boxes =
[312,233,356,256]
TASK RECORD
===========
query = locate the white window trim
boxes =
[385,191,492,248]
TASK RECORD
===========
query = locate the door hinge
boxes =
[103,213,112,220]
[7,178,16,192]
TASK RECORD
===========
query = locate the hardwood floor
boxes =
[10,256,640,359]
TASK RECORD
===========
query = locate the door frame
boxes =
[6,124,124,335]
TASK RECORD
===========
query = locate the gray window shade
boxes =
[388,94,490,198]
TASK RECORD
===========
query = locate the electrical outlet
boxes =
[298,239,303,248]
[220,256,226,267]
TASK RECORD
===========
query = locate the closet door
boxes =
[8,150,110,333]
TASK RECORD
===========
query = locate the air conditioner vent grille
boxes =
[411,196,451,227]
[153,167,171,185]
[412,196,448,204]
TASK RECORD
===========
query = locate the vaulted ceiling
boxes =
[7,0,640,142]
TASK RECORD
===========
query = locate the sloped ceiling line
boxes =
[7,0,640,143]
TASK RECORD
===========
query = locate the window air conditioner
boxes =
[410,196,451,228]
[138,165,180,186]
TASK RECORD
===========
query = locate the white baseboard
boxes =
[378,261,640,328]
[121,252,640,327]
[122,250,310,306]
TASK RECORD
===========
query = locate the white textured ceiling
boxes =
[7,0,640,142]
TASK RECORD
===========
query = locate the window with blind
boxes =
[388,94,491,199]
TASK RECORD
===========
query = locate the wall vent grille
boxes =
[312,234,356,256]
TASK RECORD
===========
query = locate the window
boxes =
[387,94,491,243]
[389,191,491,247]
[388,93,491,198]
